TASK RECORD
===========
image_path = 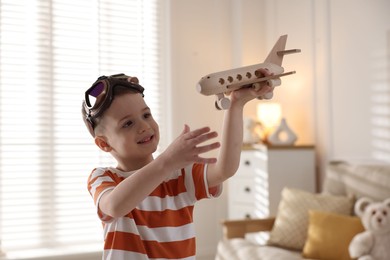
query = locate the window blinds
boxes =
[0,0,166,255]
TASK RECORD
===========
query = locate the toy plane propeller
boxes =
[196,34,301,110]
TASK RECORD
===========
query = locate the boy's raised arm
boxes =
[207,69,273,188]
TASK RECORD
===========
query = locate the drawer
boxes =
[229,179,255,203]
[237,151,268,177]
[228,204,255,219]
[237,152,257,177]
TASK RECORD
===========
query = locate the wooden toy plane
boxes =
[196,34,301,110]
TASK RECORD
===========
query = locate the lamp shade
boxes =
[257,102,282,129]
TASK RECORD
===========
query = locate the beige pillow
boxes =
[302,210,364,260]
[267,187,354,250]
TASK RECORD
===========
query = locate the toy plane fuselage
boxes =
[196,35,300,109]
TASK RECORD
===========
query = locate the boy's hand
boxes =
[230,68,275,106]
[160,125,220,171]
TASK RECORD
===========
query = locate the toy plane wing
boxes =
[196,34,301,110]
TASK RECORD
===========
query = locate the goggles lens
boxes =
[86,82,106,109]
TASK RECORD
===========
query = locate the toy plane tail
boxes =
[264,35,300,65]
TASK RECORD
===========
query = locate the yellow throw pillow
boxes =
[302,210,365,260]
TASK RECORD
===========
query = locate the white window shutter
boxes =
[0,0,166,255]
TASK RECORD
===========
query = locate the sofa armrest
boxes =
[221,217,275,239]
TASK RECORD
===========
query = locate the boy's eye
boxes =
[123,120,133,128]
[144,112,152,118]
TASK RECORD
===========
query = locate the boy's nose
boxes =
[138,121,151,134]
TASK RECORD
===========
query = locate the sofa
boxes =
[215,161,390,260]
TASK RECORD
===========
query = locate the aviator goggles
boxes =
[83,73,145,131]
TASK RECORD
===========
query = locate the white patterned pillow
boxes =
[267,187,354,251]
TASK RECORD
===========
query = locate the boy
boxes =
[82,71,273,259]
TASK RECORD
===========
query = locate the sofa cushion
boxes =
[216,238,303,260]
[302,210,364,260]
[323,161,390,201]
[267,187,354,251]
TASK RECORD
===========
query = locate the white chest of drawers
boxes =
[227,144,316,219]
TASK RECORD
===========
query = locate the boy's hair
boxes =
[81,74,144,137]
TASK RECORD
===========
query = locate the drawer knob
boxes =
[245,214,251,219]
[244,160,251,166]
[244,187,251,193]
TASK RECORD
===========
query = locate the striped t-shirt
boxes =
[87,163,222,260]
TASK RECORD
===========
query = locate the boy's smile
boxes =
[96,92,160,171]
[137,135,154,144]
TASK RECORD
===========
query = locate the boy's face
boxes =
[96,92,159,170]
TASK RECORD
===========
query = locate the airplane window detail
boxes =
[255,70,264,78]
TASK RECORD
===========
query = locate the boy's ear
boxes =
[94,136,112,152]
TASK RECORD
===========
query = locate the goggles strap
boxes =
[85,110,95,129]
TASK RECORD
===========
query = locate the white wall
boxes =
[329,0,390,162]
[169,0,390,258]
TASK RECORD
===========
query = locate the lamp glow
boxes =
[256,102,282,142]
